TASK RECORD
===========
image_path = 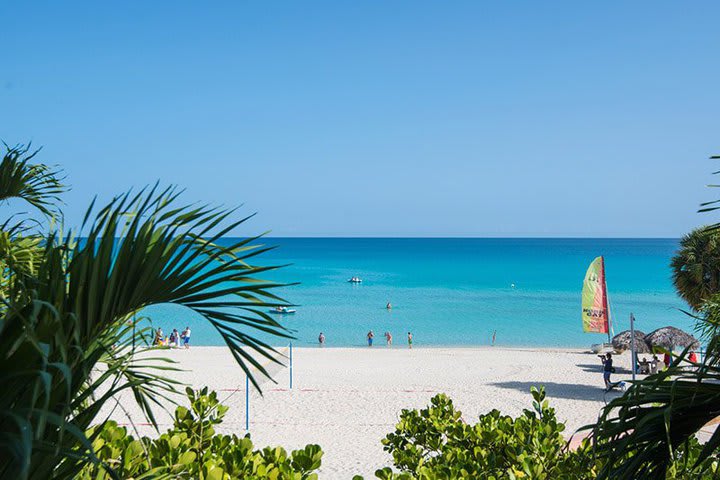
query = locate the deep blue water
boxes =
[141,238,695,348]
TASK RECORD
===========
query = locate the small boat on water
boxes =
[269,307,297,315]
[348,276,362,283]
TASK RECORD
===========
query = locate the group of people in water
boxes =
[316,330,413,348]
[317,300,413,348]
[153,326,191,348]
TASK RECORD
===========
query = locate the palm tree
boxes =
[591,155,720,478]
[671,226,720,310]
[0,146,296,479]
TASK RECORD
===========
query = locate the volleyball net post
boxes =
[241,343,292,432]
[245,375,249,431]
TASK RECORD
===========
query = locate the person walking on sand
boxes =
[318,332,325,346]
[367,330,374,347]
[385,331,392,346]
[181,326,191,349]
[407,331,413,349]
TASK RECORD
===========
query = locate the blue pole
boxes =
[289,342,293,390]
[245,375,249,431]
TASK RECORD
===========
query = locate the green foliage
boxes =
[590,297,720,479]
[590,156,720,479]
[0,143,65,218]
[376,387,595,480]
[0,144,296,479]
[670,226,720,310]
[78,387,322,480]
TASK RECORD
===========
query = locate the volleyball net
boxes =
[217,343,294,430]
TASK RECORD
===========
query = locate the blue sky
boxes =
[1,1,719,237]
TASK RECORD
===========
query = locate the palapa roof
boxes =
[645,326,700,351]
[612,330,652,353]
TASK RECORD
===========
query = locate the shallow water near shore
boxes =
[142,237,695,348]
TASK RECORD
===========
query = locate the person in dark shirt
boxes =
[600,353,613,390]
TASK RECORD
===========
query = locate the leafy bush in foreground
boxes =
[373,387,593,480]
[371,387,718,480]
[78,387,322,479]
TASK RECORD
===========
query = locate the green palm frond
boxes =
[0,185,294,479]
[0,144,66,218]
[670,226,720,310]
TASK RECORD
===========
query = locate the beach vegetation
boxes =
[589,155,720,479]
[671,226,720,310]
[374,387,595,479]
[0,144,297,479]
[77,387,322,480]
[373,387,717,479]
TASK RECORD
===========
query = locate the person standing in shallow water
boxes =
[318,332,325,346]
[367,330,374,346]
[407,332,413,349]
[385,331,392,345]
[491,330,496,346]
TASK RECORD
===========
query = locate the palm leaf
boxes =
[0,186,294,479]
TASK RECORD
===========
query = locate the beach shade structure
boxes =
[645,326,700,351]
[612,330,651,353]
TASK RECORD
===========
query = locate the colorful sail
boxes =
[582,256,610,334]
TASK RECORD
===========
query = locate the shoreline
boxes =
[174,344,599,353]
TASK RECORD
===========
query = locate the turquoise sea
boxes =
[143,238,696,348]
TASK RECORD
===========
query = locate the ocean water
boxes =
[142,238,696,348]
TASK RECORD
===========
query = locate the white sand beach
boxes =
[108,346,634,478]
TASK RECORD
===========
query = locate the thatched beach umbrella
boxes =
[612,330,651,353]
[645,326,700,351]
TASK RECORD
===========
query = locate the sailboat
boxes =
[582,256,615,353]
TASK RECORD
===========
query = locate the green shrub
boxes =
[370,387,719,480]
[374,387,594,480]
[78,387,322,479]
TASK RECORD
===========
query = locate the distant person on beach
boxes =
[491,330,496,346]
[650,354,659,374]
[181,327,191,349]
[319,332,325,346]
[367,331,374,346]
[386,302,392,310]
[663,352,671,368]
[599,353,615,390]
[689,351,698,363]
[407,332,413,349]
[600,353,613,390]
[154,328,163,346]
[385,331,392,345]
[169,329,178,348]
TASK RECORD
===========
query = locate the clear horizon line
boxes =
[251,235,682,240]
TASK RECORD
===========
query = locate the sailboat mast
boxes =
[600,256,612,344]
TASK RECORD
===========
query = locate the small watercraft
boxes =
[591,343,614,354]
[268,307,297,315]
[582,257,615,352]
[348,277,362,283]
